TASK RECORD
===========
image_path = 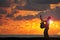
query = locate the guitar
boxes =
[40,15,45,28]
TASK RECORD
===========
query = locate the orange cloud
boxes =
[14,10,40,17]
[49,4,56,9]
[50,3,60,9]
[57,3,60,8]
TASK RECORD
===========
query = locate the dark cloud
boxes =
[17,0,60,11]
[22,0,60,11]
[53,7,60,20]
[14,15,23,20]
[38,8,60,20]
[6,14,13,18]
[39,8,60,20]
[29,0,60,4]
[0,0,60,11]
[16,0,50,11]
[23,15,35,20]
[0,0,11,7]
[14,0,18,3]
[13,15,35,20]
[0,9,7,14]
[16,4,50,11]
[6,12,16,18]
[0,0,60,20]
[6,9,17,18]
[6,8,60,21]
[35,11,50,19]
[0,0,6,4]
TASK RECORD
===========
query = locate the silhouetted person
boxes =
[40,15,51,40]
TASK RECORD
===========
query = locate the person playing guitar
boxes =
[40,15,45,28]
[40,15,51,40]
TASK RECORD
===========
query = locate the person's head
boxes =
[47,16,51,20]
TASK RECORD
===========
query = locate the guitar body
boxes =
[40,21,45,28]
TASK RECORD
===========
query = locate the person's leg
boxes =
[44,29,46,37]
[44,29,49,40]
[44,29,47,40]
[46,29,49,39]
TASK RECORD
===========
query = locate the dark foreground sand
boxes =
[0,35,60,40]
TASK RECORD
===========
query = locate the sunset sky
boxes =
[0,0,60,35]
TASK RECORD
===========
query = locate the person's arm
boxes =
[40,15,43,21]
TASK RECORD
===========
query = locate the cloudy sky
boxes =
[0,0,60,35]
[0,0,60,20]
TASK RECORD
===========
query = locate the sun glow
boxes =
[49,20,53,24]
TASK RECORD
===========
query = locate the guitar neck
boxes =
[40,16,43,21]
